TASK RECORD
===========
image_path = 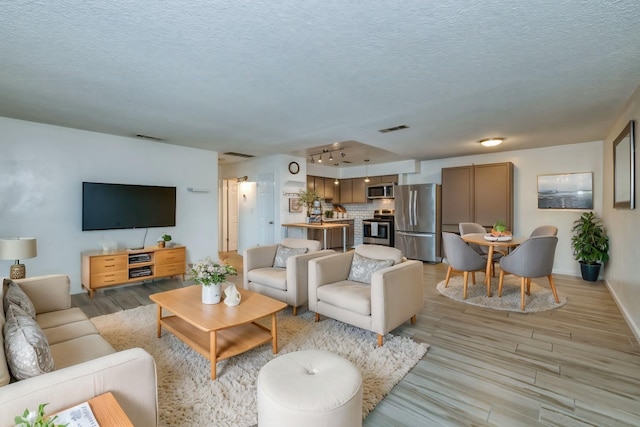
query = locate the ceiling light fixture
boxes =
[340,149,346,158]
[479,137,504,147]
[364,159,370,183]
[318,154,323,163]
[334,163,339,184]
[311,156,315,164]
[329,152,334,161]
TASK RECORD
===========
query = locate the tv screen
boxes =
[82,182,176,231]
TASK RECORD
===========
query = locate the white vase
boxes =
[201,283,222,304]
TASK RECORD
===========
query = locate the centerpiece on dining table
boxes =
[191,257,238,304]
[485,220,513,241]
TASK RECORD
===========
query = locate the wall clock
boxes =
[288,161,300,174]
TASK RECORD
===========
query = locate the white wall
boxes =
[0,117,219,294]
[603,85,640,339]
[403,141,604,277]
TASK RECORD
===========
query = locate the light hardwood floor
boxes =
[71,253,640,426]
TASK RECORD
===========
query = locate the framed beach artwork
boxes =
[288,197,303,213]
[537,172,593,209]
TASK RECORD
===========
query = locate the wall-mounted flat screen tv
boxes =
[82,182,176,231]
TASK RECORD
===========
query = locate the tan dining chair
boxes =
[498,235,560,311]
[442,232,488,299]
[529,225,558,237]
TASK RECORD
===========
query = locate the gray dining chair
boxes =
[442,232,488,299]
[459,222,503,276]
[529,225,558,237]
[498,235,560,310]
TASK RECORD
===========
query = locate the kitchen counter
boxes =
[282,222,350,251]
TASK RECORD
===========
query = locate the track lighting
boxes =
[340,149,346,158]
[329,152,334,161]
[308,147,346,164]
[318,154,323,163]
[311,156,315,164]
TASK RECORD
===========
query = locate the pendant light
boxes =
[334,163,339,184]
[364,159,370,183]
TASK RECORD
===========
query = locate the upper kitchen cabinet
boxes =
[352,178,367,203]
[441,162,514,233]
[324,177,336,200]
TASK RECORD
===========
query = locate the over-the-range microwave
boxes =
[366,183,395,199]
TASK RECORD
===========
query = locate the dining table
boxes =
[460,232,527,296]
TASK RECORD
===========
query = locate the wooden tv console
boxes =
[81,245,186,298]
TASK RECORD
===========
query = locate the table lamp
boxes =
[0,237,38,279]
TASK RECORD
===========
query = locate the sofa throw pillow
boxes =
[3,304,55,380]
[347,252,394,284]
[3,281,36,319]
[273,245,308,268]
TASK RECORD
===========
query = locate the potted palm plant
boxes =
[571,211,609,281]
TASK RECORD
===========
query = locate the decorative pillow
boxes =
[3,281,36,319]
[347,252,394,284]
[273,245,308,268]
[3,304,55,380]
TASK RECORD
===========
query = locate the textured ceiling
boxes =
[2,1,640,165]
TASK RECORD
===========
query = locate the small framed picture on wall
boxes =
[289,198,303,213]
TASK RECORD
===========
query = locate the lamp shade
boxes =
[0,237,38,261]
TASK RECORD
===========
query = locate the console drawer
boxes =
[91,271,129,287]
[155,248,186,264]
[155,262,186,277]
[90,255,128,273]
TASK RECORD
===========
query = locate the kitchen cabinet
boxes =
[441,162,513,233]
[339,179,353,203]
[324,177,336,200]
[352,178,367,203]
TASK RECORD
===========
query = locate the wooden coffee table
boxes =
[150,285,287,380]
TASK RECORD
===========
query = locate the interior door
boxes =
[257,172,275,246]
[228,180,239,251]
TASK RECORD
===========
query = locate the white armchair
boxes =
[243,238,334,315]
[308,244,424,346]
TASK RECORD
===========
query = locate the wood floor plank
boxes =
[72,253,640,426]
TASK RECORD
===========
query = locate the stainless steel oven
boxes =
[362,209,395,246]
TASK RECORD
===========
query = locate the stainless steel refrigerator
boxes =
[394,184,441,262]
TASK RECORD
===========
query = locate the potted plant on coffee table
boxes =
[191,257,238,304]
[571,211,609,281]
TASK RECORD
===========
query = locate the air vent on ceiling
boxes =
[135,134,166,141]
[378,124,409,133]
[223,152,255,158]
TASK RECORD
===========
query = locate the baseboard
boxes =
[605,279,640,345]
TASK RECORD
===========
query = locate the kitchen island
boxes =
[282,222,350,252]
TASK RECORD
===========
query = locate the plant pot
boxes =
[201,283,222,304]
[579,262,601,282]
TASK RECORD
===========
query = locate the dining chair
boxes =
[459,222,503,276]
[529,225,558,237]
[498,235,560,310]
[442,232,488,299]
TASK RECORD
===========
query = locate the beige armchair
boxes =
[243,238,334,315]
[308,244,424,346]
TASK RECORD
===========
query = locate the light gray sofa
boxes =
[0,275,158,427]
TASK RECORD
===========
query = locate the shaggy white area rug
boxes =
[437,274,567,313]
[91,304,428,427]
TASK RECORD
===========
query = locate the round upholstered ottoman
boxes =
[257,350,363,427]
